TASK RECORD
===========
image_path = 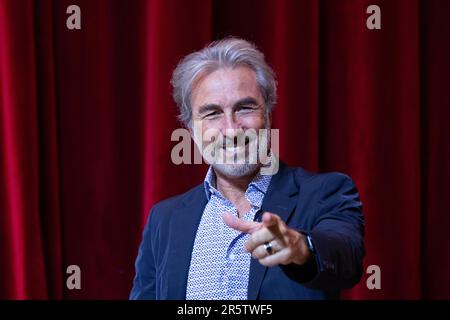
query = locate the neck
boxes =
[214,168,258,213]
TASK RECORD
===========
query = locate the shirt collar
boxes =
[203,166,272,203]
[203,166,217,200]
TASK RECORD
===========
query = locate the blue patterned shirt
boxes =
[185,167,272,300]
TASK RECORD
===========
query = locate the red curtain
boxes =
[0,0,449,299]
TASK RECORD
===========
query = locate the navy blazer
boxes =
[130,162,365,300]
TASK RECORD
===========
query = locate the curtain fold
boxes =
[0,0,449,299]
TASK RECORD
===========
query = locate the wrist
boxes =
[292,233,313,265]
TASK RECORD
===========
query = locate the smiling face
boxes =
[190,66,270,178]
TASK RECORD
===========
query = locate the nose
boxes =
[221,111,241,132]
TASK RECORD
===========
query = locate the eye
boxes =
[237,104,257,113]
[203,111,221,119]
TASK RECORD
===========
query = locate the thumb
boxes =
[222,212,261,234]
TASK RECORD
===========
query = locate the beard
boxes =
[212,162,260,178]
[195,126,271,178]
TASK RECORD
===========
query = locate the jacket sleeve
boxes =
[281,172,365,291]
[129,208,157,300]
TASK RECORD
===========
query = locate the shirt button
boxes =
[229,253,235,260]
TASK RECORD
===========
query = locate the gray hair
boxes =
[171,37,277,127]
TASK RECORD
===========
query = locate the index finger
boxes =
[261,212,288,245]
[222,212,262,234]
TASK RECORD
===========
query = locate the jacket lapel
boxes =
[247,162,299,300]
[165,185,207,299]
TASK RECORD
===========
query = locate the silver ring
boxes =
[264,242,273,255]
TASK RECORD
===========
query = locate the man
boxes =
[130,37,365,300]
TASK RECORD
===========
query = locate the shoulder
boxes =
[290,166,362,212]
[281,165,360,210]
[288,166,356,191]
[148,183,205,222]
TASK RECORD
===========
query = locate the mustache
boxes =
[209,132,254,149]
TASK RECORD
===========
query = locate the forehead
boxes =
[191,66,262,108]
